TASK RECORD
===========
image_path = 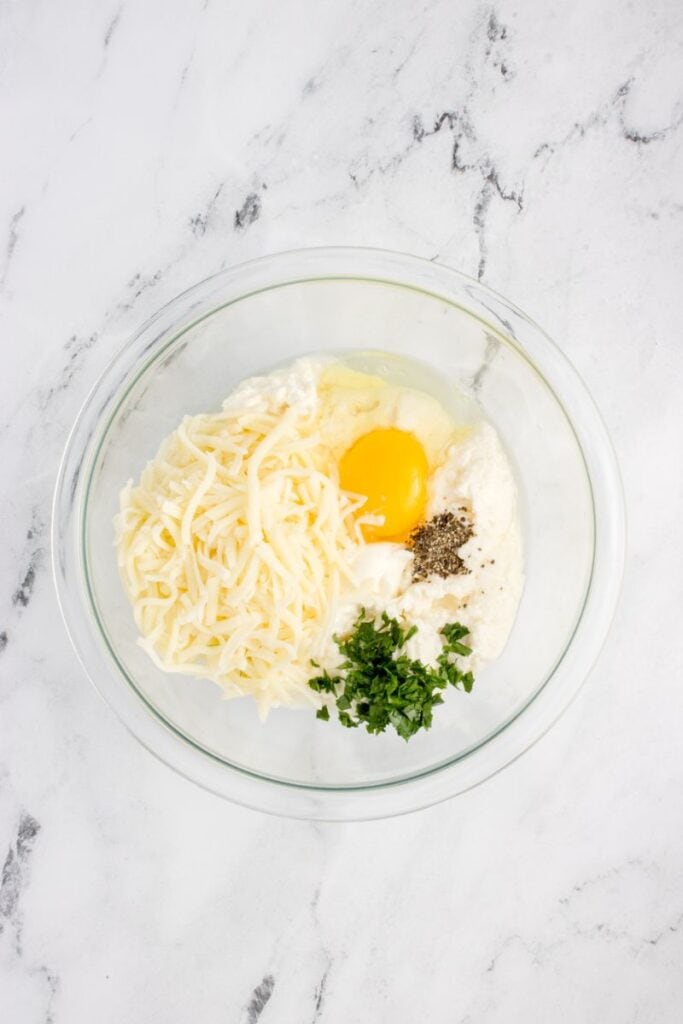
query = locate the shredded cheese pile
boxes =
[115,399,363,715]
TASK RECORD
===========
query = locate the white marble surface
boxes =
[1,0,682,1020]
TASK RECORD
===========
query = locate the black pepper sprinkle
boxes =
[408,511,473,582]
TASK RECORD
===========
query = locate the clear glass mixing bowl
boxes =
[52,247,625,820]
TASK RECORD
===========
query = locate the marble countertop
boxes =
[2,1,682,1020]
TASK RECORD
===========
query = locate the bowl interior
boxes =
[85,277,593,788]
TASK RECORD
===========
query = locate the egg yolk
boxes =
[339,428,428,542]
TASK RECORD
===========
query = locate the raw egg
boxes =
[339,428,428,541]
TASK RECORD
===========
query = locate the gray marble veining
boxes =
[1,0,682,1021]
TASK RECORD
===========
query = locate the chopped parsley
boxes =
[308,612,474,741]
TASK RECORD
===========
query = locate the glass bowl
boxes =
[52,247,625,820]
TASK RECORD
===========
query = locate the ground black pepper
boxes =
[408,511,473,582]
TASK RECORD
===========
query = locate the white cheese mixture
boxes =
[320,421,524,675]
[116,356,524,716]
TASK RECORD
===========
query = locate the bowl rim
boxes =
[52,245,626,820]
[82,275,593,787]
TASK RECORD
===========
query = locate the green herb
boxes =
[308,612,474,741]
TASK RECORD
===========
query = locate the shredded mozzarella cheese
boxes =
[115,398,363,716]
